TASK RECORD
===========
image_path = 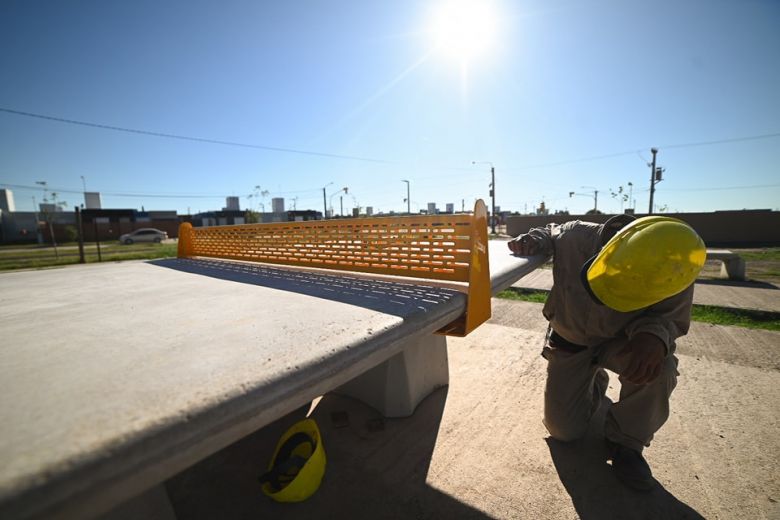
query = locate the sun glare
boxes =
[429,0,499,62]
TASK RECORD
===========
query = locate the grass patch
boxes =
[496,288,549,303]
[736,248,780,262]
[690,305,780,331]
[0,243,177,271]
[496,288,780,331]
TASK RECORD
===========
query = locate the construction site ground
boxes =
[159,275,780,520]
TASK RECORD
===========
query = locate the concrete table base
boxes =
[335,334,449,417]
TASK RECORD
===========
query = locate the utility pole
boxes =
[648,148,658,214]
[322,182,333,219]
[490,165,496,234]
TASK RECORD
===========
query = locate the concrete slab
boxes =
[165,299,780,519]
[511,268,780,313]
[0,242,544,519]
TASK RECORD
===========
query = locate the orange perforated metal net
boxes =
[177,200,491,336]
[180,215,475,282]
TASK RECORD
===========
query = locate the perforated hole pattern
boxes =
[185,215,476,282]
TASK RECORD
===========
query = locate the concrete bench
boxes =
[0,201,545,519]
[706,249,746,281]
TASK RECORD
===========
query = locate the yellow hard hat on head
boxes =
[584,216,706,312]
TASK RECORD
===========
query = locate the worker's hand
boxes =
[618,333,666,385]
[508,234,541,256]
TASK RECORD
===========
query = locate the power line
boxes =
[3,106,779,176]
[502,132,780,172]
[505,150,640,171]
[0,182,227,198]
[659,133,780,150]
[0,107,394,164]
[0,181,326,201]
[661,183,780,192]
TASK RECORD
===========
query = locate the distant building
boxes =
[287,210,322,222]
[224,196,240,211]
[427,203,437,215]
[366,206,374,216]
[0,189,16,212]
[272,198,285,213]
[445,203,454,213]
[79,209,179,242]
[192,210,245,227]
[84,192,102,209]
[39,203,65,213]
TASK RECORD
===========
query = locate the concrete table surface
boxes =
[0,240,542,519]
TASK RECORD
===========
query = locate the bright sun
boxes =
[429,0,499,62]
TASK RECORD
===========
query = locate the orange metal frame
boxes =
[178,200,490,336]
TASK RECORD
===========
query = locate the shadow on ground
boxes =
[150,258,465,319]
[546,399,705,520]
[166,388,492,519]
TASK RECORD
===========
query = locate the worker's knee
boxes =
[657,354,679,393]
[543,412,589,442]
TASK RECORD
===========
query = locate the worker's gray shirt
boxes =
[528,220,693,351]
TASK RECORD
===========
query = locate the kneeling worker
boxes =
[508,215,705,490]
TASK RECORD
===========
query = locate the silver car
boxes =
[119,228,168,245]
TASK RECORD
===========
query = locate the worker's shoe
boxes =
[605,439,656,491]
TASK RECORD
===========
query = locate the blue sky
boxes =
[1,0,778,216]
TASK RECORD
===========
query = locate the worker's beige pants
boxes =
[542,336,679,452]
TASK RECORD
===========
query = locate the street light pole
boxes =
[402,180,410,215]
[329,187,348,218]
[472,161,496,233]
[490,165,496,234]
[569,187,599,213]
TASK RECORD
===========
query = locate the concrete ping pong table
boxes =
[0,203,545,519]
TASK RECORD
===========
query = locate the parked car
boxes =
[119,228,168,244]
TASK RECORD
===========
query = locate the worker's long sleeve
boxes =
[539,220,694,351]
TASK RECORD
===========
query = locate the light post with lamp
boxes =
[569,186,599,213]
[402,180,410,215]
[472,161,496,234]
[329,187,348,218]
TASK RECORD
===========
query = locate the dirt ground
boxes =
[163,298,780,519]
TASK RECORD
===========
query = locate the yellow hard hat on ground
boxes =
[583,216,706,312]
[259,418,326,502]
